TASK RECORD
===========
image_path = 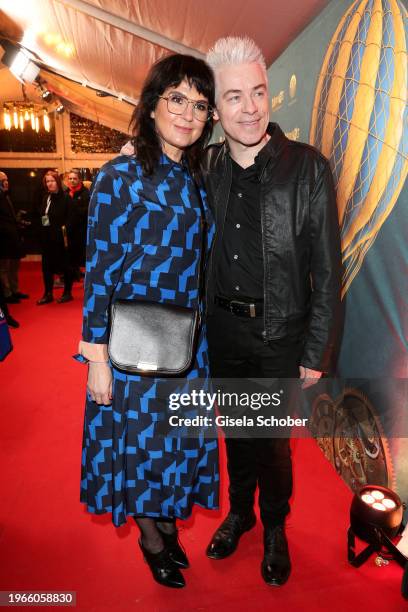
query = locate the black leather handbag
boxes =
[108,184,206,376]
[108,300,200,375]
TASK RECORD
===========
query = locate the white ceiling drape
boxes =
[0,0,328,130]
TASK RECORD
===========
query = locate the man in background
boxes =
[0,171,29,306]
[65,169,90,280]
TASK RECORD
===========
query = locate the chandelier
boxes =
[2,101,51,133]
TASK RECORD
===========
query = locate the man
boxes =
[65,169,90,278]
[203,37,342,586]
[0,171,29,306]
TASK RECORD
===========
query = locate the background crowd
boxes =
[0,168,90,328]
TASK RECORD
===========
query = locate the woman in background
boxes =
[37,170,73,304]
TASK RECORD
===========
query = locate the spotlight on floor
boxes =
[348,485,406,569]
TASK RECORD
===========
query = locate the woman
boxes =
[37,171,73,304]
[76,54,219,588]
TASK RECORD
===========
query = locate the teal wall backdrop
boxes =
[266,0,408,505]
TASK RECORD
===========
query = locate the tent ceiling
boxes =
[0,0,329,132]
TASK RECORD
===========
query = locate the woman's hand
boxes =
[87,362,113,405]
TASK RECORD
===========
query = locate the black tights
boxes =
[134,517,176,553]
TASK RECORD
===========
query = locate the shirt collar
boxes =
[148,153,188,186]
[230,156,258,182]
[225,122,287,180]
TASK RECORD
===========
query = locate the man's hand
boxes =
[299,365,323,389]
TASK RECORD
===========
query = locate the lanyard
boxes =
[45,195,52,215]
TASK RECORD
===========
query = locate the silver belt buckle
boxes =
[249,303,256,318]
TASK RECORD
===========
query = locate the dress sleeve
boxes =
[82,167,132,343]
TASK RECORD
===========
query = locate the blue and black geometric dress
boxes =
[78,154,219,527]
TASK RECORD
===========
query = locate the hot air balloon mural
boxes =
[310,0,407,297]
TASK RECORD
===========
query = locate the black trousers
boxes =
[41,253,73,296]
[207,304,304,528]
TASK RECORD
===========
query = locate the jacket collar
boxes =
[255,123,287,174]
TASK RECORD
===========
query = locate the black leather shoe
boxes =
[261,526,291,587]
[56,294,73,303]
[13,292,29,299]
[138,539,185,588]
[206,512,256,560]
[159,529,189,569]
[36,294,53,305]
[6,315,19,328]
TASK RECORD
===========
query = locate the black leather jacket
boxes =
[202,123,343,372]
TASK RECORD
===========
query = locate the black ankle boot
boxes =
[138,539,185,588]
[159,528,189,569]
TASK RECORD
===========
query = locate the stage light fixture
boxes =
[41,89,53,103]
[56,104,65,114]
[348,485,406,569]
[1,40,40,84]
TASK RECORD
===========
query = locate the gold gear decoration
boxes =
[310,388,395,492]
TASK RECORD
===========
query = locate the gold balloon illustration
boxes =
[310,0,407,297]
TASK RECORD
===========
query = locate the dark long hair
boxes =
[130,54,215,175]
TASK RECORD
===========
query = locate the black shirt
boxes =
[215,156,264,300]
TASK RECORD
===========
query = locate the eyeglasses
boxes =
[158,93,213,122]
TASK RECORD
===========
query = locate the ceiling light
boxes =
[41,90,53,103]
[43,111,50,132]
[2,101,52,134]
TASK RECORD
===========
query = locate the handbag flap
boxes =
[108,300,198,375]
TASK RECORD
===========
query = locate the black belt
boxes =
[215,295,264,318]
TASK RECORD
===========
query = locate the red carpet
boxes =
[0,262,405,611]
